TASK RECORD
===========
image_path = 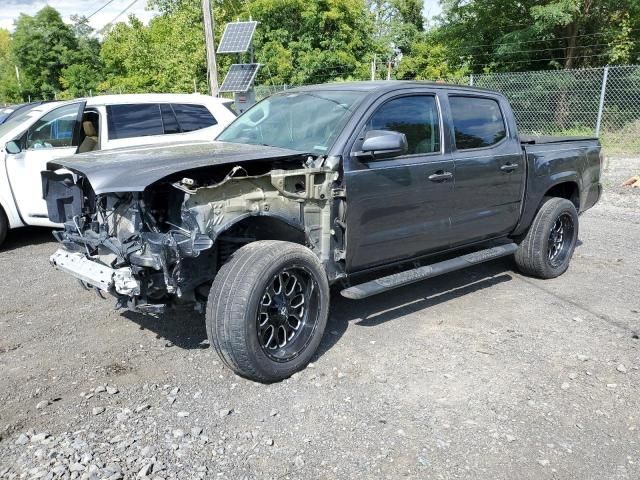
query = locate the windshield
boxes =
[0,106,39,140]
[217,90,366,154]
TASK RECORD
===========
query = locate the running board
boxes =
[341,243,518,300]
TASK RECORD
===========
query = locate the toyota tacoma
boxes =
[40,82,602,382]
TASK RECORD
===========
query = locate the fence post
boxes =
[469,74,474,86]
[595,66,609,137]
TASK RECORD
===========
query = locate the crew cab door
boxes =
[446,95,525,245]
[6,102,85,224]
[344,93,454,272]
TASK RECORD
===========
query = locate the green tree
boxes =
[0,28,21,103]
[436,0,640,73]
[100,1,217,94]
[11,6,79,99]
[60,15,103,98]
[396,36,468,81]
[246,0,376,85]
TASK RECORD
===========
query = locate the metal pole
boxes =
[371,55,376,81]
[469,74,474,86]
[201,0,219,96]
[595,66,609,137]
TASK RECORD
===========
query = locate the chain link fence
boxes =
[255,65,640,154]
[468,66,640,154]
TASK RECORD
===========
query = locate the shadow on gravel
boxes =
[119,259,514,362]
[326,258,514,331]
[121,309,208,350]
[1,227,55,252]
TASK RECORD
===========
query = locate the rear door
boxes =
[344,91,454,272]
[6,101,85,224]
[447,94,525,245]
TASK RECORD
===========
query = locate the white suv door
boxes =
[5,102,85,225]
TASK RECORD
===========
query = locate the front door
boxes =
[6,102,85,224]
[344,93,454,272]
[447,95,525,245]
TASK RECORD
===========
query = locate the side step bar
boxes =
[341,243,518,300]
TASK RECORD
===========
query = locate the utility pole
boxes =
[201,0,219,96]
[371,55,376,81]
[15,65,21,92]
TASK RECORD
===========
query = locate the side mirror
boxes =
[5,140,21,154]
[353,130,408,160]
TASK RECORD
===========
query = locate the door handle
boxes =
[500,163,519,172]
[428,171,453,182]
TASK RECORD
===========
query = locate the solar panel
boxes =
[217,21,257,53]
[219,64,261,92]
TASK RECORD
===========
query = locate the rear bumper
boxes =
[50,249,140,296]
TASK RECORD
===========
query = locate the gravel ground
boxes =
[0,156,639,480]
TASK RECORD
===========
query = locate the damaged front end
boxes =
[44,156,343,312]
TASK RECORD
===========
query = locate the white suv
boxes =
[0,93,236,246]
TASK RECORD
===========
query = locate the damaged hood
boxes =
[47,140,306,194]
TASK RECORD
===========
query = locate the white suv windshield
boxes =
[217,90,366,154]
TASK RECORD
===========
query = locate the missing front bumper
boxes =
[50,249,140,296]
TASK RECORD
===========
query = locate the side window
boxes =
[106,104,163,140]
[364,95,440,155]
[25,104,81,149]
[160,104,180,135]
[449,96,506,149]
[171,103,217,133]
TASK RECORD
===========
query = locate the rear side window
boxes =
[160,104,180,135]
[107,104,163,140]
[171,103,217,133]
[449,96,506,149]
[364,95,441,155]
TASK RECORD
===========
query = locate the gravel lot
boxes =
[1,156,639,480]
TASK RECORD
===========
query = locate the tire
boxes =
[0,206,7,248]
[206,240,330,383]
[514,197,579,279]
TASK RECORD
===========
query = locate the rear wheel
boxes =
[206,240,330,382]
[514,197,579,279]
[0,206,8,248]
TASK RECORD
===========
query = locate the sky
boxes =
[0,0,157,31]
[0,0,443,32]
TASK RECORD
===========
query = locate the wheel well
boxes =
[544,182,579,209]
[215,216,306,266]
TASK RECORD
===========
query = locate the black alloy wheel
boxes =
[257,267,321,362]
[547,212,575,268]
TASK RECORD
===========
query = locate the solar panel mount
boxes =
[219,63,261,93]
[217,21,258,54]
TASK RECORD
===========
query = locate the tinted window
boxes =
[25,103,80,149]
[450,96,506,149]
[107,104,163,140]
[365,95,441,155]
[171,103,216,133]
[160,104,180,134]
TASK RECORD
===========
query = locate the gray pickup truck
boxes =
[41,81,602,382]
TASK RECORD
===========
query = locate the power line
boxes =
[87,0,119,19]
[466,52,612,69]
[102,0,140,28]
[443,29,640,53]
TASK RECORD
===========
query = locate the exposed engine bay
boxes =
[44,152,346,312]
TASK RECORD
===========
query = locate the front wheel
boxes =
[514,197,579,279]
[206,240,330,382]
